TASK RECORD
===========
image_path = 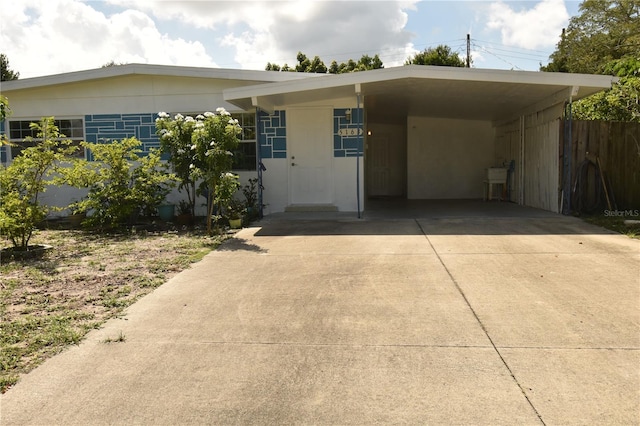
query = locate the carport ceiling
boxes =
[224,65,616,122]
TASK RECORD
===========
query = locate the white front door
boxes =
[288,108,333,205]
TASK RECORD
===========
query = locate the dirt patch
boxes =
[0,227,228,393]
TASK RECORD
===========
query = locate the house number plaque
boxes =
[338,128,363,137]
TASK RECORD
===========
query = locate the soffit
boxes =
[224,66,616,121]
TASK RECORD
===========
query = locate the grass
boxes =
[101,331,127,344]
[0,227,226,393]
[582,213,640,239]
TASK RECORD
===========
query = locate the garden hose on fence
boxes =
[572,158,605,215]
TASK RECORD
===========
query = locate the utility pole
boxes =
[466,34,471,68]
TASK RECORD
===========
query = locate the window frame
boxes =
[7,117,86,161]
[230,112,257,171]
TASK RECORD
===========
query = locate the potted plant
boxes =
[242,178,259,221]
[226,198,245,229]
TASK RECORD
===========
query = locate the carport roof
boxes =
[223,65,617,122]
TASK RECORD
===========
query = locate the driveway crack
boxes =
[415,219,546,425]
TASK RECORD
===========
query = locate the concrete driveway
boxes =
[2,209,639,425]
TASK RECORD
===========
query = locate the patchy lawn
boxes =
[0,228,226,393]
[582,213,640,239]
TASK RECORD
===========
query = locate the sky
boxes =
[0,0,583,80]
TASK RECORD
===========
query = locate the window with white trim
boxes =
[8,118,85,159]
[231,113,256,171]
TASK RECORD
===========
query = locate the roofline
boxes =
[223,65,617,102]
[0,63,319,92]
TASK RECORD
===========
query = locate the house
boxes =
[0,64,615,216]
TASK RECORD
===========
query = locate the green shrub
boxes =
[156,109,241,234]
[0,118,75,249]
[62,138,176,231]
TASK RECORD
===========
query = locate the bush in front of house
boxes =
[0,118,76,250]
[62,137,176,231]
[156,109,242,234]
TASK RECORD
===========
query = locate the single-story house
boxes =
[0,64,615,216]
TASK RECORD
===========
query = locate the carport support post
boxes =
[562,88,577,215]
[256,107,265,219]
[356,91,362,219]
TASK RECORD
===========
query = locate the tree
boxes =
[0,96,10,146]
[0,95,10,123]
[265,62,282,71]
[405,45,466,67]
[571,57,640,122]
[329,54,384,74]
[266,52,384,74]
[294,52,327,73]
[1,53,19,81]
[156,109,242,234]
[102,60,127,67]
[542,0,640,74]
[0,118,75,249]
[542,1,640,122]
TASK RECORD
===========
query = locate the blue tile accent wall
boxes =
[258,110,286,159]
[84,113,160,159]
[334,108,363,157]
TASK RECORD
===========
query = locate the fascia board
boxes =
[224,65,616,103]
[0,64,317,92]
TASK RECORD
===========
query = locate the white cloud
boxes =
[108,0,419,69]
[107,0,257,29]
[0,0,218,78]
[1,0,420,78]
[486,0,569,49]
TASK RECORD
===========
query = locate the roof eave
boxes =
[0,63,319,92]
[223,66,617,115]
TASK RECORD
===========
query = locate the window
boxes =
[231,113,256,171]
[8,118,85,159]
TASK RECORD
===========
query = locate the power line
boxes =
[472,44,549,63]
[472,43,525,70]
[220,35,552,71]
[472,38,554,55]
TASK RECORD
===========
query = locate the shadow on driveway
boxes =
[254,200,614,236]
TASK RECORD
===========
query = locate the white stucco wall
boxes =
[407,116,495,199]
[333,157,364,212]
[5,75,263,118]
[260,159,289,215]
[259,98,364,214]
[261,156,363,214]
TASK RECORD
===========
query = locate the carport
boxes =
[224,66,615,215]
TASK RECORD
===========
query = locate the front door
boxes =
[369,132,392,196]
[288,108,333,205]
[366,123,406,197]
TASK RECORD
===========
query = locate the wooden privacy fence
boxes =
[561,120,640,212]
